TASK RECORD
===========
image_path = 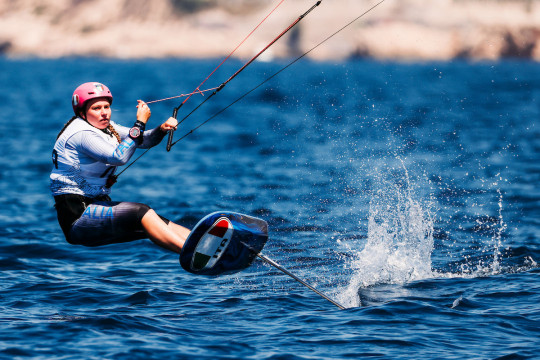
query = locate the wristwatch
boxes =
[129,126,141,139]
[129,121,145,142]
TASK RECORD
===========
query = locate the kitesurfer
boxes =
[50,82,190,253]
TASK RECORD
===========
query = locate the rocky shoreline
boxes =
[1,0,539,61]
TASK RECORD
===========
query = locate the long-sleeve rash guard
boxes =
[50,118,165,197]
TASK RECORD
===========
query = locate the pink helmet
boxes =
[72,82,113,116]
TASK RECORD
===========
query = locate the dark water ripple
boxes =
[0,58,539,359]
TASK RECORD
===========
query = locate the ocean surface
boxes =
[0,57,539,359]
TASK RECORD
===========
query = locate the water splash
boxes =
[337,160,434,307]
[438,174,511,277]
[331,155,527,308]
[492,187,506,273]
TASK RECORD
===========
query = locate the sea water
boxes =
[0,58,538,359]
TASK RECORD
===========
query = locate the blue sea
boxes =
[0,57,538,359]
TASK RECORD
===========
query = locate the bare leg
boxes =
[141,210,190,254]
[167,221,191,242]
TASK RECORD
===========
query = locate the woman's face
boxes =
[85,98,111,129]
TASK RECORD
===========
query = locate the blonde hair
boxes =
[107,124,121,143]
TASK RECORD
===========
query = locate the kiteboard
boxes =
[179,211,268,275]
[180,211,345,309]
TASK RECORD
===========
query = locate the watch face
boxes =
[129,127,141,138]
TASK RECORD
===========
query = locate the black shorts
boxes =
[68,200,151,246]
[54,194,168,247]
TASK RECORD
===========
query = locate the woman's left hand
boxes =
[160,117,178,132]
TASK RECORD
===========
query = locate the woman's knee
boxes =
[142,209,171,226]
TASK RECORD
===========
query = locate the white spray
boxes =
[337,159,434,307]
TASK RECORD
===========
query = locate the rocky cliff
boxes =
[1,0,539,61]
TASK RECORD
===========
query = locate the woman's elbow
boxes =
[107,157,130,166]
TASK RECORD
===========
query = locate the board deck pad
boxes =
[180,212,269,275]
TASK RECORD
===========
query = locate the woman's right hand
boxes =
[136,100,151,124]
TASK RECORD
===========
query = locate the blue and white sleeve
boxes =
[139,127,167,149]
[72,130,137,166]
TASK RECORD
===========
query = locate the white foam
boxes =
[337,159,434,307]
